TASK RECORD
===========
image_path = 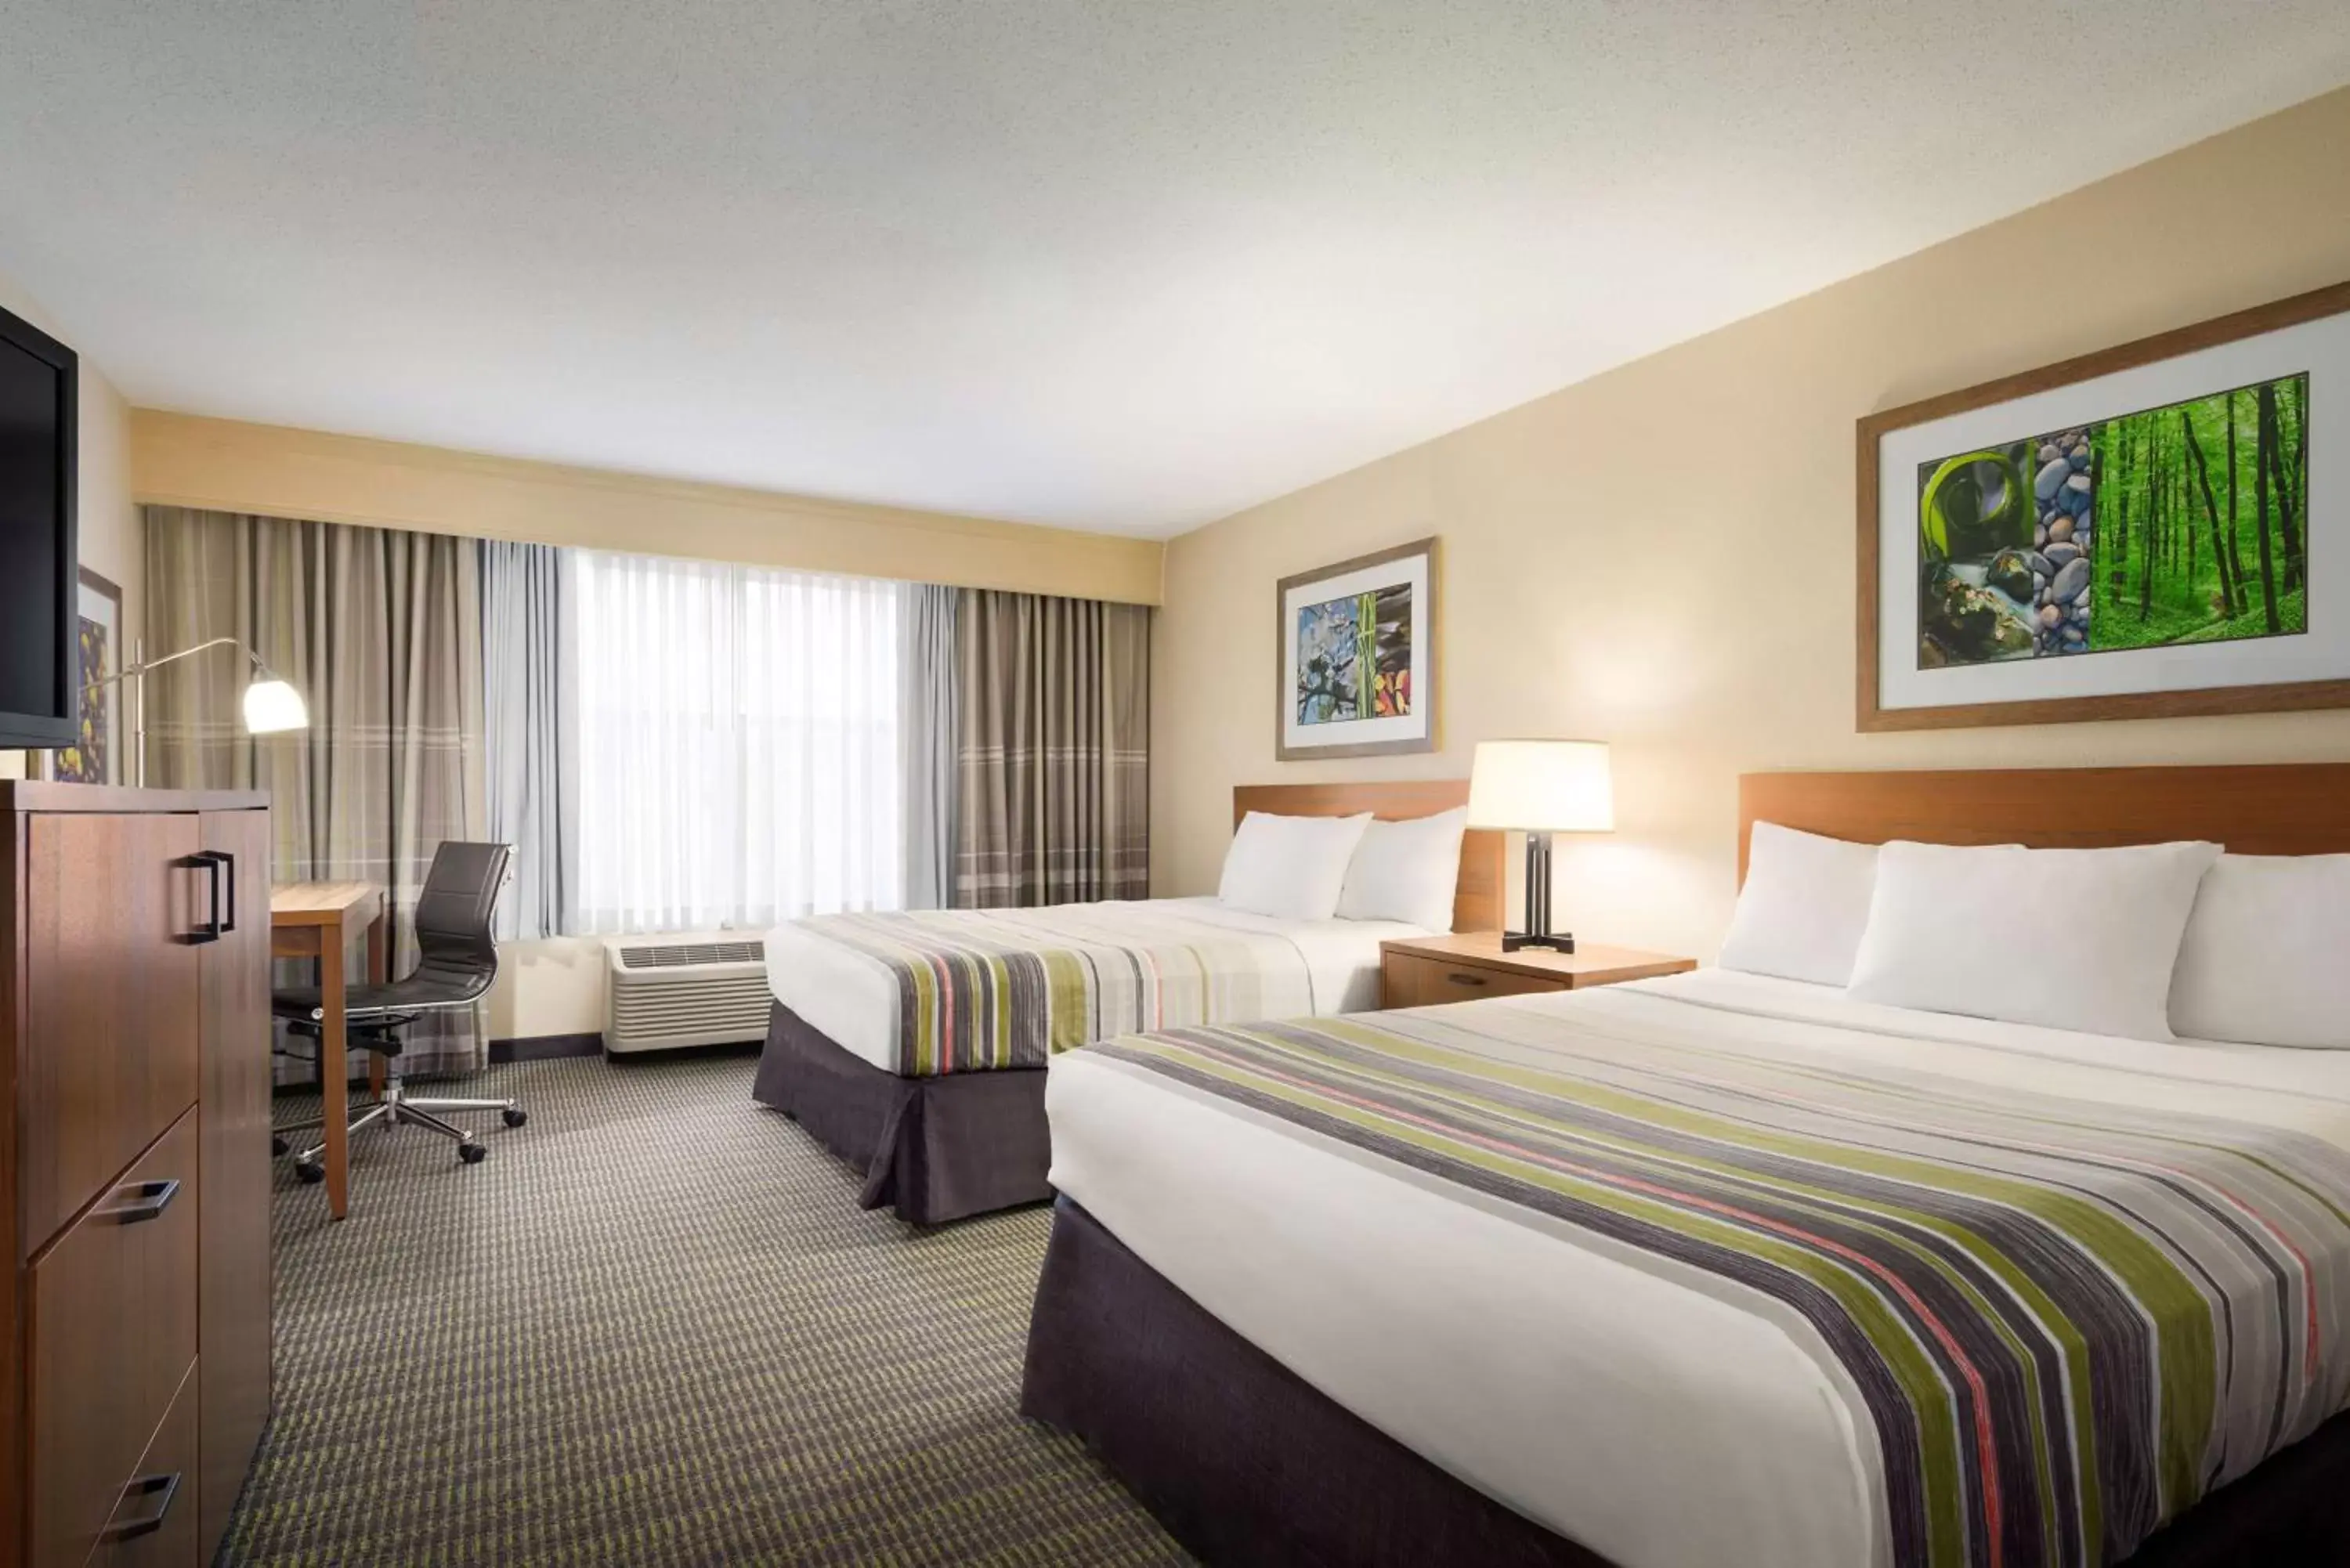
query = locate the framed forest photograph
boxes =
[1860,280,2347,730]
[1276,537,1437,760]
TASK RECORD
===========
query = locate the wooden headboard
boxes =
[1233,780,1503,933]
[1739,764,2350,882]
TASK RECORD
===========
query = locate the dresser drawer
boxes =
[1381,952,1564,1010]
[29,1111,201,1568]
[89,1359,201,1568]
[21,811,204,1248]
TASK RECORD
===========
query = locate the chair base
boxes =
[274,1082,526,1172]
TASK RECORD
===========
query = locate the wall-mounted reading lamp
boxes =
[85,637,309,786]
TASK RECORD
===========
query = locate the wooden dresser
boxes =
[2,784,274,1568]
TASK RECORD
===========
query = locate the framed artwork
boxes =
[1859,280,2347,731]
[53,567,122,783]
[1276,537,1437,761]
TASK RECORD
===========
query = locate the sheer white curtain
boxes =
[572,551,901,934]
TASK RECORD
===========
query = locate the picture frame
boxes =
[1858,280,2348,732]
[1275,536,1438,761]
[52,566,123,784]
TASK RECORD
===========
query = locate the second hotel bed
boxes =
[752,780,1501,1223]
[756,894,1430,1222]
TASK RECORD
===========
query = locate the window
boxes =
[571,550,900,933]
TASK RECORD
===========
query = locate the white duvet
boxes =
[1044,967,2350,1568]
[764,896,1427,1071]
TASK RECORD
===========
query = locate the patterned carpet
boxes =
[223,1050,1191,1567]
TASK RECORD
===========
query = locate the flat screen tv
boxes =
[0,301,77,749]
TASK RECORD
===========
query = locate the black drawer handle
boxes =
[104,1178,181,1224]
[100,1471,182,1542]
[1445,971,1488,988]
[180,852,226,944]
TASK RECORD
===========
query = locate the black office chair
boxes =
[272,841,526,1176]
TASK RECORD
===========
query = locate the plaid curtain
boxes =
[953,590,1148,908]
[143,506,489,1078]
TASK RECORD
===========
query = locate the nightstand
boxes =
[1377,933,1695,1010]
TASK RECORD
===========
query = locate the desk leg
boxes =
[365,912,389,1102]
[322,932,349,1221]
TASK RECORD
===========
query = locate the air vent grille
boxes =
[618,941,764,968]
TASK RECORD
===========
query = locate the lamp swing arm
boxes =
[79,636,286,695]
[77,636,304,787]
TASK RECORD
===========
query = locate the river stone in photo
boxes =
[2050,557,2092,605]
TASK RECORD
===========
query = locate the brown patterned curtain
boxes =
[953,590,1149,908]
[143,505,489,1078]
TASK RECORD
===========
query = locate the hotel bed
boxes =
[1021,763,2350,1568]
[754,780,1502,1223]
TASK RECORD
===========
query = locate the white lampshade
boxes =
[241,678,309,735]
[1466,739,1613,833]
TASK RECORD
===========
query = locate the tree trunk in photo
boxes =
[2153,425,2171,580]
[2269,387,2305,596]
[2254,381,2281,634]
[2164,428,2178,582]
[2225,391,2246,585]
[2163,425,2177,576]
[2110,424,2132,585]
[2138,432,2158,621]
[2285,381,2305,522]
[2177,435,2190,580]
[2182,409,2236,619]
[2178,433,2191,576]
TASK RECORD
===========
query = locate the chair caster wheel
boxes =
[271,1136,288,1156]
[293,1160,324,1184]
[501,1107,527,1129]
[459,1142,487,1165]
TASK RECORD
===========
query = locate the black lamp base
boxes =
[1509,830,1571,955]
[1502,930,1576,955]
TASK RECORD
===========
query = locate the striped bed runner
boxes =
[1089,1000,2350,1568]
[793,904,1317,1075]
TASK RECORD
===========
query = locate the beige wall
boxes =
[1154,87,2350,961]
[0,272,136,784]
[133,410,1164,605]
[484,938,607,1042]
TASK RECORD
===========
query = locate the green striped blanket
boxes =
[1090,998,2350,1567]
[794,902,1318,1075]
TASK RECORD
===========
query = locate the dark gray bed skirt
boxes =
[1020,1197,2350,1568]
[752,1000,1052,1226]
[1021,1196,1603,1568]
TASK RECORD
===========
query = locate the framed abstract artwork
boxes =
[1276,536,1437,760]
[52,567,122,784]
[1859,280,2348,731]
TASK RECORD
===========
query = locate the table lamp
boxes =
[1466,739,1613,953]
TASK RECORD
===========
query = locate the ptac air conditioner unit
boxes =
[603,934,771,1054]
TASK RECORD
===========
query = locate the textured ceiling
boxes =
[2,2,2345,537]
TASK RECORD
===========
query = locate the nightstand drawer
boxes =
[1381,952,1564,1010]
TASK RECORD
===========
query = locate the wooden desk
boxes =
[270,882,389,1220]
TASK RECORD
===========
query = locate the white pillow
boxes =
[1336,807,1468,932]
[2170,854,2350,1047]
[1717,822,1881,986]
[1217,811,1373,921]
[1847,839,2221,1040]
